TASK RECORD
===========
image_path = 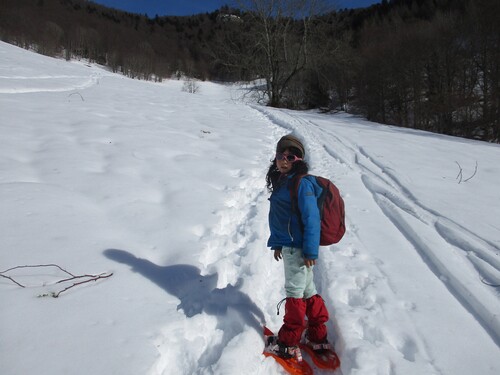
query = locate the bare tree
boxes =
[230,0,331,107]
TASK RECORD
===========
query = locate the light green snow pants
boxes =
[282,246,317,299]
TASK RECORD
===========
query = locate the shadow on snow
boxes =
[103,249,265,366]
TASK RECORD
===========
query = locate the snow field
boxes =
[1,41,499,375]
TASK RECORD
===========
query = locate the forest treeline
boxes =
[0,0,498,142]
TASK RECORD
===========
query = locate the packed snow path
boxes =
[1,42,499,375]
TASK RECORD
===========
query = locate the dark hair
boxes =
[265,147,309,192]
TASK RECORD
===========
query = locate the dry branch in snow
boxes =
[0,264,113,298]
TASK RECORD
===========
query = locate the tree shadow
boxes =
[103,249,265,365]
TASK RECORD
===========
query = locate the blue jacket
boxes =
[267,174,322,259]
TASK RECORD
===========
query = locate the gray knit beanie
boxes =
[276,134,305,158]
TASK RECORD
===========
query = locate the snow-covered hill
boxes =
[0,41,499,375]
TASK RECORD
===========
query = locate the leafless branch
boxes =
[68,92,85,101]
[463,161,478,182]
[0,273,25,288]
[455,161,463,183]
[0,264,113,298]
[455,161,479,183]
[51,272,113,298]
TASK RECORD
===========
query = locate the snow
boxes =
[0,41,499,375]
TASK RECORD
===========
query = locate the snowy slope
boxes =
[0,41,499,375]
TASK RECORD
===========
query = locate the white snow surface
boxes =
[1,41,499,375]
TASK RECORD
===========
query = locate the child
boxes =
[265,134,331,360]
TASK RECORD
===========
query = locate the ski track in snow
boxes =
[252,106,500,374]
[0,73,102,94]
[324,125,500,346]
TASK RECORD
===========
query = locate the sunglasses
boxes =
[276,152,302,163]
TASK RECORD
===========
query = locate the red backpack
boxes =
[291,175,346,246]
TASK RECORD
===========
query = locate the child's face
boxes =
[276,150,295,174]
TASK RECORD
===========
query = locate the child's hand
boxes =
[274,249,283,261]
[304,258,316,268]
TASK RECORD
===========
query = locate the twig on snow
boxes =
[68,92,85,101]
[455,161,463,183]
[455,161,478,183]
[0,264,113,298]
[0,273,25,287]
[463,161,478,182]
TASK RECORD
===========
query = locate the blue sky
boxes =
[91,1,381,17]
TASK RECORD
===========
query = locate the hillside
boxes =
[1,41,499,375]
